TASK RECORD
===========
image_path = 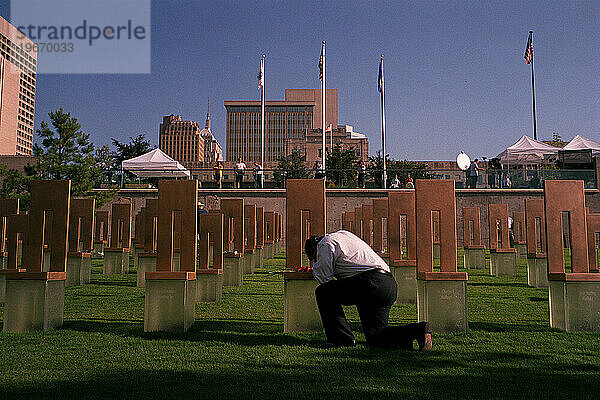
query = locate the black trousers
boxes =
[467,176,477,189]
[315,269,424,348]
[235,173,243,188]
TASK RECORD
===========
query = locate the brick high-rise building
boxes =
[159,112,224,172]
[0,16,37,156]
[159,114,205,170]
[224,89,338,164]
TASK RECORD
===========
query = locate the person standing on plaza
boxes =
[405,173,414,189]
[234,158,247,189]
[357,161,366,188]
[314,160,324,180]
[254,161,263,189]
[467,159,482,189]
[487,158,501,188]
[213,161,223,189]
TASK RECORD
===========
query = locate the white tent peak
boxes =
[563,134,600,156]
[128,148,174,163]
[509,135,558,151]
[497,135,560,165]
[122,148,190,178]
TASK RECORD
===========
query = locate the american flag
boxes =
[318,54,323,81]
[524,32,533,64]
[257,58,264,89]
[378,57,384,93]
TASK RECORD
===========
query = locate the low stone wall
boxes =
[95,187,600,247]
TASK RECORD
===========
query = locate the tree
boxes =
[111,134,155,185]
[367,152,430,188]
[273,149,310,188]
[111,134,154,167]
[91,144,119,205]
[20,108,116,207]
[325,146,360,188]
[33,108,103,197]
[548,132,567,148]
[0,162,34,209]
[94,144,114,185]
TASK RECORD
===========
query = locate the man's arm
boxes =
[312,241,336,284]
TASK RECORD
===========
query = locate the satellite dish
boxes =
[457,152,470,171]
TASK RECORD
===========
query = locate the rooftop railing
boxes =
[96,167,597,190]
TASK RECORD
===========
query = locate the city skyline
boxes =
[1,0,598,161]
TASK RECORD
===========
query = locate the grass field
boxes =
[1,250,599,399]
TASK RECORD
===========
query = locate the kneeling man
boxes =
[305,230,432,350]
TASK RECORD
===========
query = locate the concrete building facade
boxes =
[0,16,37,156]
[287,124,369,165]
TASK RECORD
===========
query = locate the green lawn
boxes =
[1,250,599,399]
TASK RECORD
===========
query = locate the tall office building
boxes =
[159,114,205,170]
[0,17,37,156]
[224,89,338,164]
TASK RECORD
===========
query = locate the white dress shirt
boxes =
[312,230,390,284]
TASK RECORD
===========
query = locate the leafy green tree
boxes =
[91,144,119,205]
[273,149,310,187]
[325,146,360,188]
[368,152,430,188]
[93,144,114,184]
[111,134,155,186]
[26,108,115,206]
[0,163,34,210]
[548,132,567,148]
[33,108,103,197]
[111,134,154,167]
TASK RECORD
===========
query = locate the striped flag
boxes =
[378,57,384,92]
[318,54,323,81]
[524,32,533,64]
[257,57,264,89]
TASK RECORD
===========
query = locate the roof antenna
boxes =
[205,97,211,130]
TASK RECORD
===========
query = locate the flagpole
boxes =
[380,55,387,189]
[261,54,265,168]
[529,31,537,141]
[321,41,326,176]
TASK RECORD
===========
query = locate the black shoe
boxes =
[322,339,356,349]
[416,322,432,351]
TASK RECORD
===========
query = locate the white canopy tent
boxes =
[122,148,190,178]
[497,135,560,166]
[563,134,600,156]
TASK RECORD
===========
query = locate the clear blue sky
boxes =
[2,0,598,161]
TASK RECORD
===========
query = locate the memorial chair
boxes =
[416,180,468,333]
[545,180,600,331]
[462,207,486,270]
[488,204,517,276]
[525,199,548,287]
